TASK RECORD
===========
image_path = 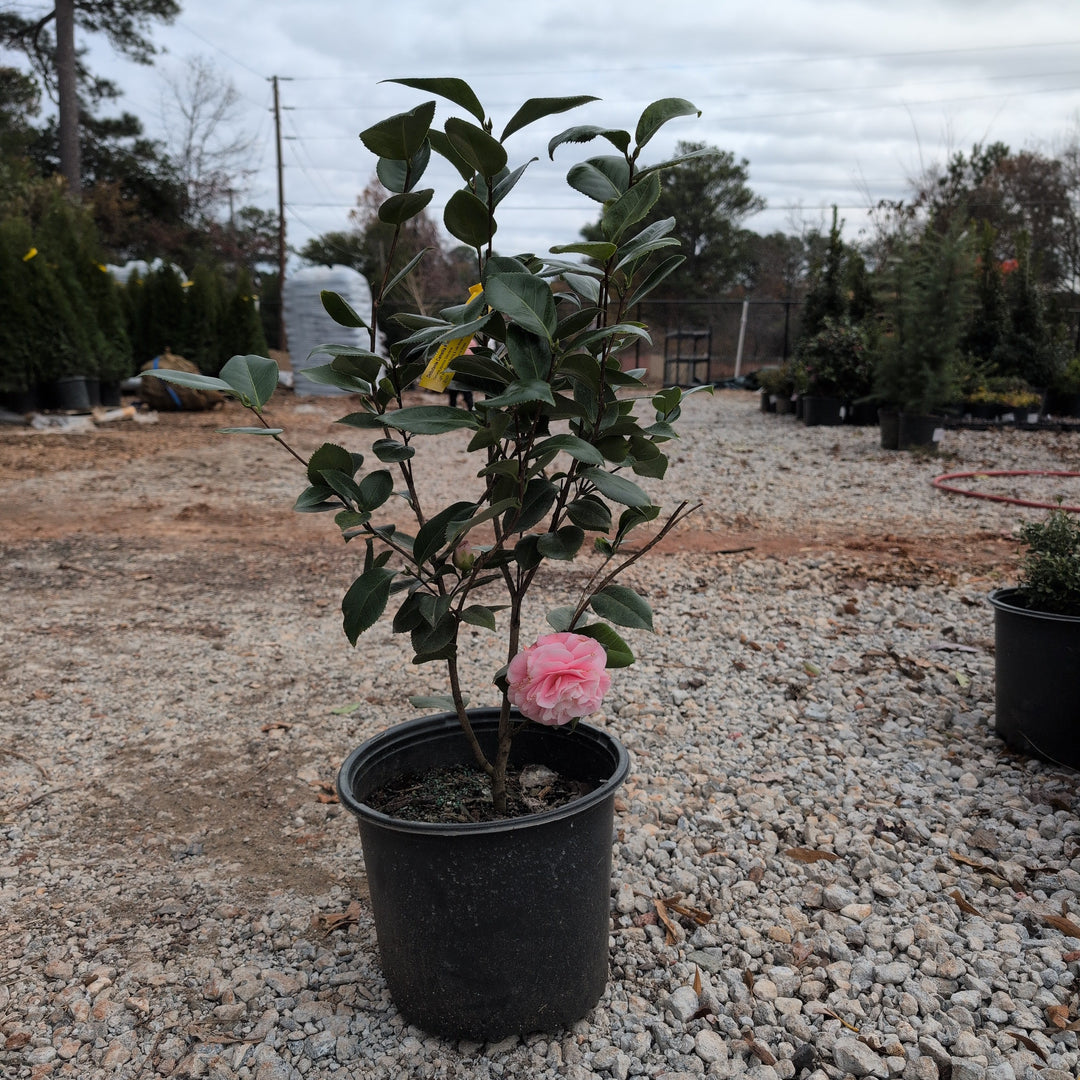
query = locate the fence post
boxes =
[734,300,750,378]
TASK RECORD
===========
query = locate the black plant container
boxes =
[988,588,1080,770]
[51,376,92,413]
[801,395,844,427]
[897,412,943,450]
[337,709,630,1040]
[878,407,900,450]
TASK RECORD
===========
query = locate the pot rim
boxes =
[336,709,630,837]
[988,586,1080,623]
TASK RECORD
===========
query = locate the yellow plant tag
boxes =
[22,247,38,262]
[418,283,483,393]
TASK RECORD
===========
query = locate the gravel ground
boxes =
[1,390,1079,1080]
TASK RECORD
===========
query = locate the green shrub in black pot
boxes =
[988,508,1080,769]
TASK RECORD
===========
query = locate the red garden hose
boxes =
[931,470,1080,513]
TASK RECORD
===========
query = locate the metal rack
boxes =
[663,329,712,387]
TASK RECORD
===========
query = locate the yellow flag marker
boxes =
[22,247,38,262]
[418,283,483,393]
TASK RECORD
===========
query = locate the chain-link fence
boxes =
[630,299,805,386]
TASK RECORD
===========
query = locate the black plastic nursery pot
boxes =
[988,588,1080,771]
[50,376,92,413]
[878,408,900,450]
[897,412,943,451]
[801,395,844,427]
[336,709,631,1041]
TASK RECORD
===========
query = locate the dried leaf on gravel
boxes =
[1040,913,1080,939]
[1007,1032,1049,1061]
[312,900,362,934]
[784,847,839,864]
[820,1006,861,1033]
[741,1030,778,1065]
[662,897,712,926]
[949,850,994,869]
[950,890,984,917]
[654,898,680,945]
[260,721,292,733]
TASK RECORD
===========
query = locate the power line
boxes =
[285,38,1080,81]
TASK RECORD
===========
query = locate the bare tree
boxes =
[159,56,256,226]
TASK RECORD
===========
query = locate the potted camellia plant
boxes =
[989,508,1080,771]
[150,77,708,1040]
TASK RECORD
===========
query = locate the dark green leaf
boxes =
[590,584,653,630]
[307,443,355,486]
[537,526,585,560]
[341,568,395,645]
[562,272,600,305]
[634,97,701,150]
[376,140,431,192]
[384,248,429,296]
[379,406,481,434]
[141,368,231,394]
[484,273,556,339]
[220,354,279,408]
[320,468,364,506]
[583,467,652,507]
[548,125,631,157]
[336,510,371,535]
[555,306,603,340]
[358,470,394,511]
[491,159,536,208]
[508,477,557,533]
[320,290,368,329]
[601,172,662,242]
[616,503,661,541]
[500,95,599,141]
[445,117,507,178]
[427,129,475,182]
[413,501,476,565]
[444,188,494,248]
[532,434,605,466]
[337,411,383,430]
[571,322,651,351]
[514,533,541,570]
[479,379,556,409]
[545,605,578,632]
[293,485,336,512]
[461,605,498,631]
[392,591,425,633]
[411,613,456,655]
[378,189,435,225]
[574,622,634,668]
[372,438,415,462]
[385,77,486,123]
[506,325,551,381]
[359,101,436,160]
[298,364,372,394]
[567,156,630,202]
[567,495,612,532]
[549,241,617,261]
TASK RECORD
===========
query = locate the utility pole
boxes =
[271,75,289,353]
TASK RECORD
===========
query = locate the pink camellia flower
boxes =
[506,632,611,726]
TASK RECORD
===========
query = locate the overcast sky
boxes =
[45,1,1080,264]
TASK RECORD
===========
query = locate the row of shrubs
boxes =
[759,215,1078,419]
[0,185,268,401]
